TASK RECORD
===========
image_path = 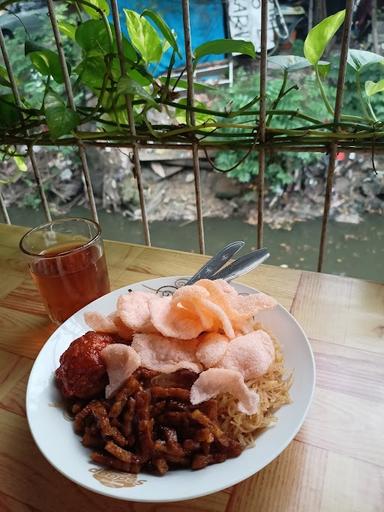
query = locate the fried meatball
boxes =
[55,331,117,399]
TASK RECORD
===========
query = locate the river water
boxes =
[7,206,383,283]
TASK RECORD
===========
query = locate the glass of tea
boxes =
[20,217,110,324]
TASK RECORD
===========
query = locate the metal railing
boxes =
[0,0,360,272]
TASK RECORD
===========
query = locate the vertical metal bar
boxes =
[28,147,52,221]
[0,190,11,224]
[46,0,99,223]
[372,0,379,54]
[0,27,52,222]
[257,0,268,249]
[317,1,353,272]
[110,0,151,245]
[308,0,314,31]
[182,0,205,254]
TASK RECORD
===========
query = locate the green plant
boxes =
[0,4,384,165]
[214,71,332,190]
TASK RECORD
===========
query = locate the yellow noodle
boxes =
[217,339,292,448]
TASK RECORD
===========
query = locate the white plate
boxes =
[26,276,315,503]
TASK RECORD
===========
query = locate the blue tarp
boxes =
[115,0,226,75]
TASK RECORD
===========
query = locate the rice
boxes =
[216,338,292,448]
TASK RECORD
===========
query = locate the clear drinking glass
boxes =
[20,217,110,324]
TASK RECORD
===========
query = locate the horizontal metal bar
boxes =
[2,138,384,153]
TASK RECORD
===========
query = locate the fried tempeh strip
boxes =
[74,400,103,434]
[91,402,127,447]
[150,369,198,389]
[136,390,154,462]
[196,399,218,422]
[82,427,104,448]
[182,439,201,454]
[151,386,190,401]
[194,427,214,443]
[122,396,136,440]
[154,441,190,467]
[191,452,228,470]
[157,411,191,429]
[109,376,140,418]
[104,440,140,464]
[190,409,230,448]
[91,451,141,474]
[134,367,159,385]
[151,457,169,476]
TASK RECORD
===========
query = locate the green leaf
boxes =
[0,95,20,128]
[14,155,27,172]
[0,65,11,87]
[25,41,70,84]
[82,0,109,19]
[175,98,214,128]
[268,55,312,71]
[141,9,180,57]
[365,79,384,97]
[160,77,215,92]
[117,76,157,106]
[122,38,139,62]
[348,49,384,72]
[194,39,256,63]
[75,57,106,89]
[75,19,112,54]
[124,9,163,63]
[58,21,77,41]
[304,9,345,65]
[44,91,80,139]
[267,55,330,74]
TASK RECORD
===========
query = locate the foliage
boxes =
[0,4,384,175]
[214,71,332,190]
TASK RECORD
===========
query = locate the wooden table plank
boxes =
[0,306,56,359]
[320,452,384,512]
[311,338,384,402]
[296,387,384,466]
[226,440,328,512]
[0,351,32,404]
[0,222,383,512]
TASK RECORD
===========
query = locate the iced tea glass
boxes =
[20,217,110,324]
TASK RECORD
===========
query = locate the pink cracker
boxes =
[117,291,157,333]
[102,344,141,398]
[196,332,229,368]
[132,332,202,374]
[218,330,275,379]
[190,368,260,415]
[84,311,118,334]
[149,297,204,339]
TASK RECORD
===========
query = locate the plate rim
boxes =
[26,276,316,502]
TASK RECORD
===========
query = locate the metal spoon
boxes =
[211,248,270,282]
[186,240,245,285]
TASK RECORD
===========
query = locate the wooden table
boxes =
[0,223,383,512]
